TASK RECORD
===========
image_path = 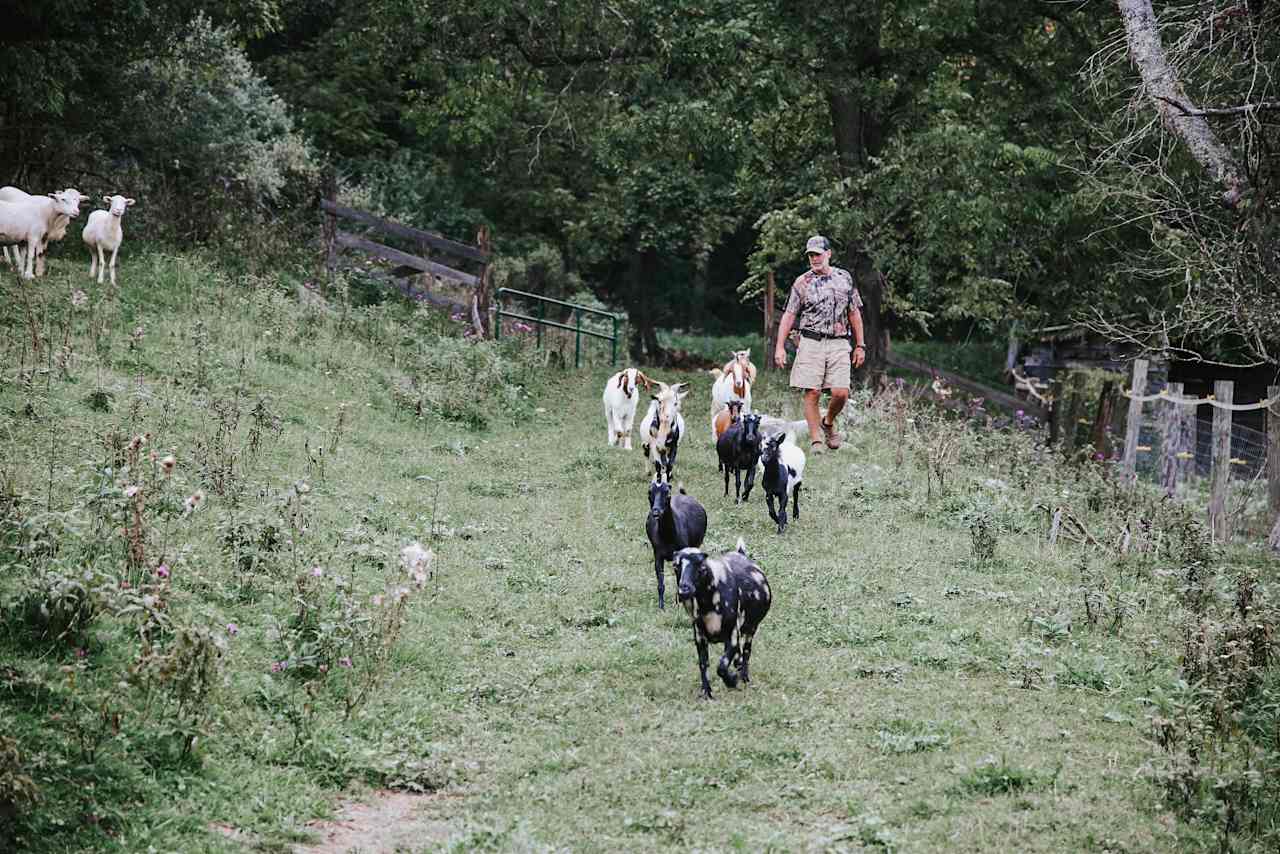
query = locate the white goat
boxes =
[82,195,135,285]
[0,191,84,279]
[708,349,754,440]
[0,187,89,275]
[602,367,652,449]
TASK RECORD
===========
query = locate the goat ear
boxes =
[674,382,690,398]
[736,536,748,555]
[102,196,111,204]
[125,198,136,206]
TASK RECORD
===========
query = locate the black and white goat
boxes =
[639,381,689,482]
[715,412,762,504]
[760,432,805,534]
[645,479,707,609]
[674,539,772,699]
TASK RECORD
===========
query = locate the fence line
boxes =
[1120,358,1279,543]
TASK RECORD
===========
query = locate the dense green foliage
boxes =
[13,1,1265,364]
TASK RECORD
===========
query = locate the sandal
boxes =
[821,417,842,450]
[809,440,825,455]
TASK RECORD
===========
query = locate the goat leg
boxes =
[734,467,742,504]
[766,493,779,524]
[741,464,757,503]
[723,464,730,497]
[793,483,801,520]
[717,632,740,689]
[654,554,666,609]
[695,627,713,699]
[777,505,787,535]
[740,631,755,684]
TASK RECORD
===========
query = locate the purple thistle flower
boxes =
[338,657,353,668]
[156,564,170,579]
[226,623,239,636]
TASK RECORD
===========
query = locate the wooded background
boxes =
[3,1,1277,369]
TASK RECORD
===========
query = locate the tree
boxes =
[1086,1,1280,367]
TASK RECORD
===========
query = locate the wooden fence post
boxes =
[1208,380,1234,543]
[1121,358,1149,481]
[1159,382,1190,497]
[1060,370,1085,457]
[1268,385,1280,523]
[1090,379,1117,458]
[475,225,493,338]
[763,271,775,372]
[320,171,338,292]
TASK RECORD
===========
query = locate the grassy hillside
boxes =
[2,254,1277,852]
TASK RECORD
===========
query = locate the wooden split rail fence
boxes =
[320,192,494,332]
[1119,357,1280,543]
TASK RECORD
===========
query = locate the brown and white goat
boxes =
[602,367,652,450]
[640,381,689,482]
[708,349,755,440]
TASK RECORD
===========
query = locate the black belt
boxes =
[799,330,849,341]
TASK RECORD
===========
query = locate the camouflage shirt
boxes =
[783,267,863,338]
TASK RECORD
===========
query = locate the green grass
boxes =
[0,251,1273,852]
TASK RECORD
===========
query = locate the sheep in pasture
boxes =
[645,479,707,610]
[82,195,135,285]
[716,411,763,504]
[639,381,689,483]
[674,539,772,699]
[0,187,89,276]
[708,349,755,439]
[713,399,744,469]
[0,191,84,280]
[602,367,652,449]
[760,431,805,534]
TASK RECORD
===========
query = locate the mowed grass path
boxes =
[381,374,1184,852]
[0,258,1190,851]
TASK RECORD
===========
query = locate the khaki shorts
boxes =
[790,337,852,390]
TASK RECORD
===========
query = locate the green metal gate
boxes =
[494,288,621,368]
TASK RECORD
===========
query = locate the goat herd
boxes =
[0,185,136,284]
[602,351,810,699]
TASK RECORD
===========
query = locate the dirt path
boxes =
[293,791,453,853]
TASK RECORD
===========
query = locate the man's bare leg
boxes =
[802,389,823,445]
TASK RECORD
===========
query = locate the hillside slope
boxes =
[1,254,1272,851]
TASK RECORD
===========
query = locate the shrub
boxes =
[0,734,39,844]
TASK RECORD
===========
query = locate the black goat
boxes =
[715,412,762,504]
[675,540,772,699]
[645,479,707,609]
[760,432,805,534]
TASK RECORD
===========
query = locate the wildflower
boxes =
[76,648,87,659]
[338,657,353,668]
[318,664,329,674]
[270,661,284,673]
[413,570,428,588]
[295,481,311,495]
[226,622,239,636]
[183,489,206,516]
[160,454,176,475]
[70,289,88,308]
[120,580,131,590]
[371,594,384,607]
[156,564,170,579]
[124,484,141,498]
[310,566,324,577]
[142,594,157,609]
[1093,452,1105,461]
[401,542,433,574]
[128,434,147,452]
[131,325,144,342]
[1016,409,1024,417]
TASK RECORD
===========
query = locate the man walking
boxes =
[773,235,866,453]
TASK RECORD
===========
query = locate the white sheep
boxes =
[602,367,652,449]
[82,195,136,285]
[0,191,84,280]
[0,187,89,276]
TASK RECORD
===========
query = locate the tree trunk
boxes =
[826,9,889,388]
[1091,380,1118,457]
[626,245,664,364]
[851,253,888,387]
[1115,0,1247,206]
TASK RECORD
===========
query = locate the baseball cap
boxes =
[805,235,830,254]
